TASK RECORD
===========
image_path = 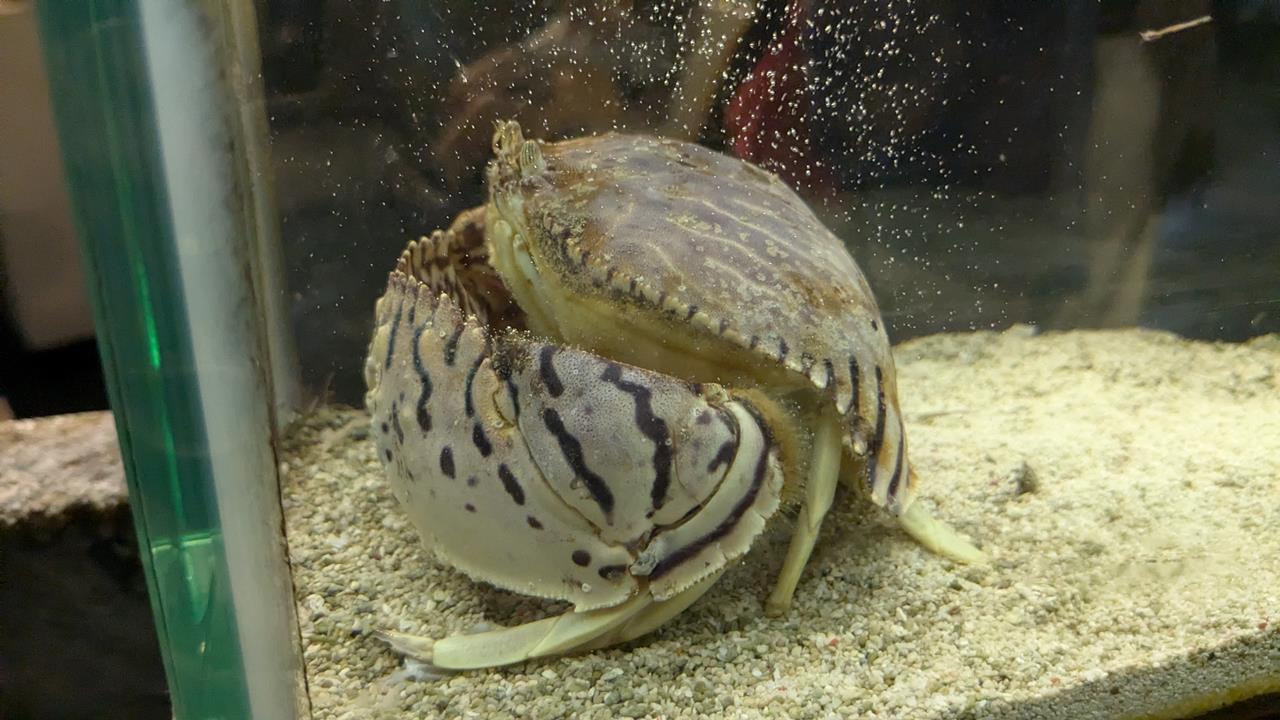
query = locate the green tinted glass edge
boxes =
[35,3,251,718]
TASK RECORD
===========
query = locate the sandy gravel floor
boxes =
[281,328,1280,719]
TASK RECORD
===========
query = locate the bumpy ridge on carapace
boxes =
[395,206,525,332]
[509,132,918,510]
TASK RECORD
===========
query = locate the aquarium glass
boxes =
[39,1,1280,718]
[35,3,253,718]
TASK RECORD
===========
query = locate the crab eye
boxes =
[519,140,546,176]
[492,120,525,157]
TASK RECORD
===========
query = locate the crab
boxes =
[364,121,982,670]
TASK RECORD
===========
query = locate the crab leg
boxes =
[582,569,724,651]
[897,488,986,564]
[434,595,647,669]
[379,600,637,671]
[764,411,843,616]
[381,571,725,670]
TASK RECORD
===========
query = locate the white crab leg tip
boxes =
[376,629,438,664]
[898,501,987,565]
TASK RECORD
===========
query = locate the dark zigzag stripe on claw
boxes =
[542,407,615,518]
[648,403,774,583]
[443,323,464,366]
[847,357,862,418]
[463,354,483,417]
[498,464,525,505]
[472,422,492,457]
[707,438,736,474]
[867,366,887,489]
[391,405,405,445]
[885,420,906,504]
[384,296,404,370]
[539,346,564,397]
[411,324,432,433]
[600,362,672,512]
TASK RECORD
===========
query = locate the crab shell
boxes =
[482,122,917,510]
[364,124,917,613]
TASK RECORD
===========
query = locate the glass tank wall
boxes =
[262,0,1277,408]
[38,1,1279,718]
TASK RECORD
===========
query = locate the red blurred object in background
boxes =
[724,0,835,197]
